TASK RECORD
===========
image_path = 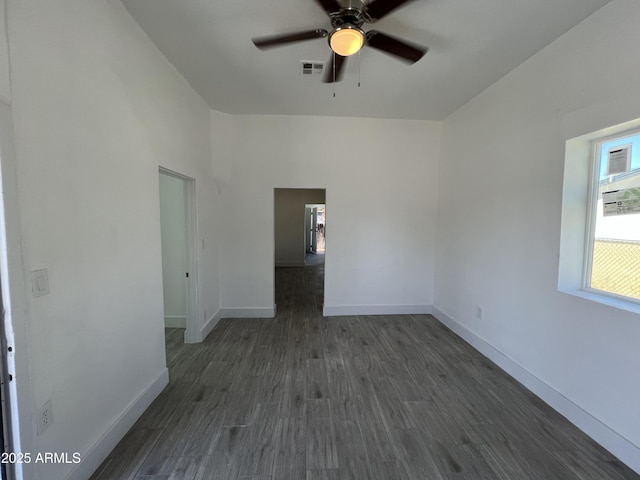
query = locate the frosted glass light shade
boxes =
[330,27,364,56]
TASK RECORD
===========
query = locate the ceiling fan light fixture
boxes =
[329,25,364,56]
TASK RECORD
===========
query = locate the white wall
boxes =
[0,0,10,104]
[275,188,325,267]
[221,115,440,316]
[5,0,221,478]
[159,173,187,327]
[435,0,640,471]
[211,108,233,194]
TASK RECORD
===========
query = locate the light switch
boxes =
[31,269,50,298]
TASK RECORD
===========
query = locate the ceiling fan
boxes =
[251,0,428,83]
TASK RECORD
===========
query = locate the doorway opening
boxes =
[158,168,199,347]
[274,189,326,313]
[305,204,325,266]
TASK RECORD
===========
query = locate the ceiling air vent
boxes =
[300,61,325,76]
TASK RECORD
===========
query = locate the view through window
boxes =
[587,131,640,302]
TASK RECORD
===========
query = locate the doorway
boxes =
[305,204,325,265]
[158,168,198,345]
[274,188,326,311]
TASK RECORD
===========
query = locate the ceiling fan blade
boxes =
[252,29,328,49]
[365,0,414,20]
[314,0,343,14]
[366,30,428,63]
[323,53,347,83]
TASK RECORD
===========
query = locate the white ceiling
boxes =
[121,0,610,121]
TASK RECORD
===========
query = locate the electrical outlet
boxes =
[475,305,483,319]
[37,399,53,435]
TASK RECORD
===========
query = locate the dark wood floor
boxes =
[91,263,639,479]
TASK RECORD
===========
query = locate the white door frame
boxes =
[0,101,24,480]
[158,167,200,344]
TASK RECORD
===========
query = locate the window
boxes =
[584,130,640,303]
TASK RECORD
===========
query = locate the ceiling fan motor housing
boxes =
[335,0,367,12]
[330,7,365,28]
[332,0,383,24]
[328,2,366,56]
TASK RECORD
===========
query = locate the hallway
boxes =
[90,263,638,479]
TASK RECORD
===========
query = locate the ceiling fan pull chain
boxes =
[333,51,336,97]
[358,49,362,87]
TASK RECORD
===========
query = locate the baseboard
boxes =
[220,306,276,318]
[431,306,640,475]
[323,304,432,316]
[66,368,169,480]
[200,309,223,340]
[164,316,186,328]
[275,261,305,267]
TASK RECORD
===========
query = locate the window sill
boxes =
[561,288,640,315]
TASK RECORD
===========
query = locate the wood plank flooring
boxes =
[90,263,639,479]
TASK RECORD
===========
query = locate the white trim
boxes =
[275,261,305,267]
[200,309,223,340]
[163,316,186,328]
[562,289,640,315]
[67,368,169,480]
[158,167,200,344]
[323,304,432,317]
[582,139,600,289]
[0,100,25,480]
[431,306,640,475]
[220,307,276,318]
[183,176,199,343]
[584,130,640,305]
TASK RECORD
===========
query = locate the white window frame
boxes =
[581,128,640,305]
[559,118,640,315]
[582,139,600,291]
